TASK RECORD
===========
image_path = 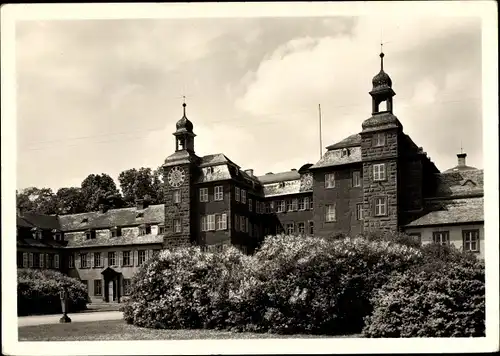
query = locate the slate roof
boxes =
[65,233,165,249]
[325,133,362,150]
[257,171,301,184]
[19,212,61,230]
[310,146,362,169]
[58,204,164,232]
[262,179,312,197]
[17,238,67,249]
[17,216,35,228]
[434,169,484,198]
[199,153,240,168]
[406,197,484,227]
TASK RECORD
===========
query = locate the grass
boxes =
[18,319,362,341]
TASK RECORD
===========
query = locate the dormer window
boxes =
[85,230,95,240]
[31,228,42,240]
[136,212,144,218]
[341,148,350,157]
[207,166,214,174]
[138,224,151,236]
[278,182,285,188]
[81,217,89,224]
[110,226,121,237]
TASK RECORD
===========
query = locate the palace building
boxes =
[16,51,484,303]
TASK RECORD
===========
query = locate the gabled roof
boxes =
[199,153,240,168]
[257,170,301,184]
[406,197,483,227]
[433,169,484,198]
[310,146,362,169]
[65,233,164,248]
[19,212,61,230]
[58,204,164,231]
[325,133,362,150]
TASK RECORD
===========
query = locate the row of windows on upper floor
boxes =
[409,230,481,253]
[17,252,60,269]
[70,249,161,269]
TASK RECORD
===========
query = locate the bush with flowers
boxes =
[363,243,485,337]
[17,269,89,316]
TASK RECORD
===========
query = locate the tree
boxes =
[80,173,123,211]
[118,167,163,206]
[55,187,85,215]
[16,187,58,215]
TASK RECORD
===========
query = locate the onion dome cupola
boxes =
[369,51,396,115]
[173,102,196,153]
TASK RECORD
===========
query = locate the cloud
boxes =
[234,16,482,172]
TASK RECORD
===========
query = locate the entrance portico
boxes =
[101,267,122,303]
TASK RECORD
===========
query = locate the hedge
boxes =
[17,269,89,316]
[122,234,424,335]
[362,259,485,337]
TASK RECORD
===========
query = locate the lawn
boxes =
[18,319,362,341]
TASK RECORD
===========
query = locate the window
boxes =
[310,196,314,210]
[353,171,361,187]
[356,203,364,220]
[374,197,387,216]
[286,223,295,235]
[123,251,131,266]
[80,253,89,268]
[216,214,227,230]
[108,252,116,266]
[291,198,298,211]
[123,279,132,295]
[46,254,53,269]
[265,202,273,214]
[68,254,74,268]
[94,280,102,296]
[138,250,146,265]
[207,215,215,231]
[433,231,450,246]
[86,231,92,240]
[173,219,181,233]
[111,227,121,237]
[214,186,224,201]
[408,232,422,242]
[28,253,33,268]
[308,221,314,235]
[463,230,480,252]
[235,187,240,202]
[54,232,61,241]
[38,253,44,268]
[276,200,285,213]
[159,226,165,234]
[201,216,208,232]
[298,198,306,211]
[325,173,336,188]
[199,188,208,202]
[341,148,350,157]
[234,215,239,232]
[240,216,246,233]
[17,252,23,268]
[173,190,181,203]
[374,132,386,147]
[298,222,305,235]
[249,198,253,212]
[255,201,260,214]
[286,200,294,212]
[325,204,336,222]
[241,189,246,204]
[373,164,386,181]
[94,252,102,267]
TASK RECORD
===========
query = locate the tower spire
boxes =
[380,43,385,71]
[182,96,187,118]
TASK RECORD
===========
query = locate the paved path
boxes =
[18,311,123,327]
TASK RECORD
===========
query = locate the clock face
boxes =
[302,173,313,189]
[167,166,186,188]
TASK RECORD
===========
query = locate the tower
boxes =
[360,50,403,232]
[163,103,199,247]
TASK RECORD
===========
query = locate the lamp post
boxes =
[59,287,72,323]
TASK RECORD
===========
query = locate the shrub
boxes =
[363,259,485,337]
[17,269,89,316]
[122,246,249,330]
[225,234,424,335]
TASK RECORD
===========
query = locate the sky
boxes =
[15,12,483,192]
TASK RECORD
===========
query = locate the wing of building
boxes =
[16,51,484,304]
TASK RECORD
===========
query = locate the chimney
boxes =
[136,198,145,210]
[244,169,254,176]
[457,153,467,167]
[98,204,108,214]
[291,168,297,171]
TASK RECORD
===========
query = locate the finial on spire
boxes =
[182,96,187,117]
[380,43,385,71]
